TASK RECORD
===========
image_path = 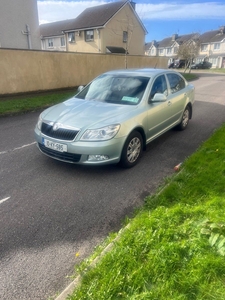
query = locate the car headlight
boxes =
[81,124,120,141]
[37,116,43,131]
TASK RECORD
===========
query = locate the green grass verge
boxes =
[199,68,225,74]
[0,89,77,116]
[68,124,225,300]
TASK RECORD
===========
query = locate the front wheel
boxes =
[177,106,190,130]
[120,131,143,168]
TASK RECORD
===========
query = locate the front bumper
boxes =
[34,127,126,165]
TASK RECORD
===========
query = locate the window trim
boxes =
[166,48,172,54]
[201,44,208,51]
[214,43,220,50]
[60,36,65,47]
[123,31,128,43]
[68,32,75,43]
[48,38,53,48]
[85,30,94,42]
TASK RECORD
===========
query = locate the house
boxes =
[197,26,225,68]
[40,19,71,51]
[0,0,41,50]
[145,26,225,68]
[40,0,147,55]
[145,33,199,66]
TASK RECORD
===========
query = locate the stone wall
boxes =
[0,49,168,95]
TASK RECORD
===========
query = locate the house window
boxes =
[214,43,220,50]
[159,49,164,55]
[201,44,208,51]
[61,37,65,47]
[85,30,94,42]
[151,48,154,54]
[167,48,172,54]
[209,58,217,65]
[174,47,178,54]
[68,32,75,43]
[48,38,53,48]
[123,31,128,43]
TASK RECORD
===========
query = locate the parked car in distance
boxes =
[34,69,195,168]
[168,62,174,68]
[174,59,186,68]
[191,61,212,69]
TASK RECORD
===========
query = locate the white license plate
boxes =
[43,138,67,152]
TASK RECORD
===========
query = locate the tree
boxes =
[177,37,200,73]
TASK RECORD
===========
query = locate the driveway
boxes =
[0,73,225,300]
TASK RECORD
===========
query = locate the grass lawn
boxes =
[0,89,77,116]
[66,124,225,300]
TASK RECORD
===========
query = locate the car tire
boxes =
[120,131,143,168]
[177,106,190,131]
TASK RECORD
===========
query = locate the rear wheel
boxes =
[120,131,143,168]
[177,106,190,130]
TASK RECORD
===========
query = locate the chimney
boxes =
[172,34,178,41]
[219,26,225,34]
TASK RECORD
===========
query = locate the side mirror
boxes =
[151,93,167,102]
[77,85,84,92]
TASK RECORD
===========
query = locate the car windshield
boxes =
[76,74,150,105]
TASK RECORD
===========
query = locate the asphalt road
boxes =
[0,73,225,300]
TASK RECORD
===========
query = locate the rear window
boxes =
[167,73,186,93]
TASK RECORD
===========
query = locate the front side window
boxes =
[76,75,150,105]
[167,73,186,94]
[214,43,220,50]
[123,31,128,43]
[85,30,94,42]
[149,75,168,100]
[68,32,75,43]
[48,38,53,48]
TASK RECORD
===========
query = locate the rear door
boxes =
[165,73,188,123]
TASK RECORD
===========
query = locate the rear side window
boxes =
[167,73,186,94]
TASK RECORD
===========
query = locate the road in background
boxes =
[0,73,225,300]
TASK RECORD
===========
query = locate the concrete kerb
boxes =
[55,166,184,300]
[55,224,131,300]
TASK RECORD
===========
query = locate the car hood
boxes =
[41,97,138,129]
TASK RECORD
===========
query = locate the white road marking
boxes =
[0,197,10,205]
[0,142,36,155]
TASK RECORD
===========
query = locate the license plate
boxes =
[43,138,67,152]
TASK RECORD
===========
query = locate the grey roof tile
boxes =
[40,19,74,37]
[62,1,125,31]
[199,27,225,43]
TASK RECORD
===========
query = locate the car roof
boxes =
[104,68,180,78]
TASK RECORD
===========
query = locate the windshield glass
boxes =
[76,74,150,105]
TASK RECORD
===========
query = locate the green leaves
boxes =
[200,220,225,256]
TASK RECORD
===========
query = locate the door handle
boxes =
[167,101,172,106]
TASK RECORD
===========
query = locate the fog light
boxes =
[88,155,109,161]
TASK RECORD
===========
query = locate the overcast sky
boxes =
[37,0,225,42]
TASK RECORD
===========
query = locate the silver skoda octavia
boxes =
[34,68,195,168]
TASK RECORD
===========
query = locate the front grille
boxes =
[41,122,79,141]
[38,143,81,163]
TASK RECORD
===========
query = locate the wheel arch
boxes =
[128,126,147,150]
[186,102,193,119]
